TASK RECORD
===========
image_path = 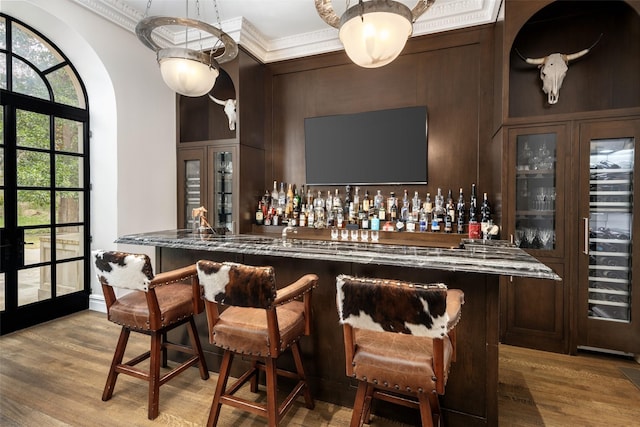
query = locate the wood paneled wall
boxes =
[266,25,499,209]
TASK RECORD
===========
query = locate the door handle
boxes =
[583,217,589,255]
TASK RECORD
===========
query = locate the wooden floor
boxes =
[1,311,639,426]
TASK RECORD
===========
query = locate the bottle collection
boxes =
[256,182,497,239]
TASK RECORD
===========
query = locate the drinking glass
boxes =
[341,229,349,241]
[360,229,369,241]
[370,230,379,242]
[538,228,553,250]
[524,227,537,248]
[350,229,359,241]
[330,228,339,240]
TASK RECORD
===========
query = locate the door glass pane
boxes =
[588,137,634,322]
[18,190,51,226]
[55,154,81,187]
[56,191,83,223]
[24,228,52,265]
[514,133,557,250]
[17,110,50,149]
[214,152,233,232]
[56,260,83,297]
[0,272,4,311]
[55,118,83,153]
[185,159,201,230]
[56,225,84,261]
[17,150,50,187]
[18,266,50,307]
[0,53,6,90]
[0,17,5,49]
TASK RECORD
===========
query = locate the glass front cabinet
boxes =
[501,124,569,353]
[578,119,640,355]
[177,144,238,234]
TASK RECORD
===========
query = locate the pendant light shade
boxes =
[339,1,413,68]
[136,14,237,97]
[315,0,435,68]
[157,48,220,97]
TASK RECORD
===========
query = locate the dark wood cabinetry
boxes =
[499,1,640,354]
[176,48,266,234]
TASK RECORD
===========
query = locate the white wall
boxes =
[2,0,178,312]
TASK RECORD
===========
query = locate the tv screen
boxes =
[304,106,428,185]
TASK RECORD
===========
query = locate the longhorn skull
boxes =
[208,96,237,130]
[518,34,602,105]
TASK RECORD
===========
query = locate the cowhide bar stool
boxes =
[336,275,464,427]
[93,250,209,420]
[196,260,318,427]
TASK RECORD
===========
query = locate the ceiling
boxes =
[71,0,504,63]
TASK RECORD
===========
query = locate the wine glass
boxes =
[538,228,554,250]
[524,227,537,248]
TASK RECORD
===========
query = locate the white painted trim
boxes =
[89,294,107,313]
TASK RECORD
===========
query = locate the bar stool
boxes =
[93,250,209,420]
[335,275,464,427]
[196,260,318,427]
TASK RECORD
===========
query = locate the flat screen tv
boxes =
[304,106,428,185]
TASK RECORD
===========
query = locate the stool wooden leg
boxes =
[265,357,278,427]
[427,391,441,427]
[208,350,234,427]
[250,359,259,393]
[291,341,314,409]
[102,327,130,401]
[350,381,368,427]
[362,383,374,425]
[186,317,209,380]
[148,332,162,420]
[419,392,435,427]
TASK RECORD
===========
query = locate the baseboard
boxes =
[89,294,107,313]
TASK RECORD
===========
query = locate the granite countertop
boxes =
[116,230,561,281]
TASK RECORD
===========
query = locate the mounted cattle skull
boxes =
[517,34,602,105]
[208,96,237,130]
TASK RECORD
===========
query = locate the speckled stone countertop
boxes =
[116,230,561,281]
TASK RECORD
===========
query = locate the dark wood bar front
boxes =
[116,231,560,426]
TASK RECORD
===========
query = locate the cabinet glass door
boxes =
[514,132,559,253]
[177,148,205,230]
[213,150,233,232]
[587,138,633,322]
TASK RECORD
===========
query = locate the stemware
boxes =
[538,228,554,250]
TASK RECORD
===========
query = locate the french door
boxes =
[1,14,90,334]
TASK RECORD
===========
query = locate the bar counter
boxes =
[115,230,560,426]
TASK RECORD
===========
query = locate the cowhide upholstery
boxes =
[93,250,154,291]
[196,260,277,308]
[336,275,449,339]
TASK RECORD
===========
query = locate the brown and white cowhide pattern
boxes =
[197,260,277,308]
[92,250,154,291]
[336,275,449,338]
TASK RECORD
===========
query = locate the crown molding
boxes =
[70,0,502,64]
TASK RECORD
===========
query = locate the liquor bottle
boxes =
[255,200,264,225]
[411,191,421,222]
[387,191,396,215]
[480,192,492,239]
[271,181,278,208]
[431,188,445,232]
[307,203,315,228]
[469,183,478,223]
[424,193,433,226]
[314,191,325,228]
[333,189,344,228]
[306,186,314,206]
[374,190,384,211]
[362,190,370,214]
[401,189,410,222]
[444,189,453,233]
[419,205,428,232]
[456,188,465,234]
[299,204,306,227]
[285,183,294,219]
[468,183,481,239]
[277,182,286,217]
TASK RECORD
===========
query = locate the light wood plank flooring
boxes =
[1,310,638,426]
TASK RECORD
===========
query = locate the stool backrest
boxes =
[336,275,449,338]
[197,260,277,308]
[93,250,154,291]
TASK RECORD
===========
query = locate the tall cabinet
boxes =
[499,1,640,354]
[577,118,640,354]
[176,49,266,234]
